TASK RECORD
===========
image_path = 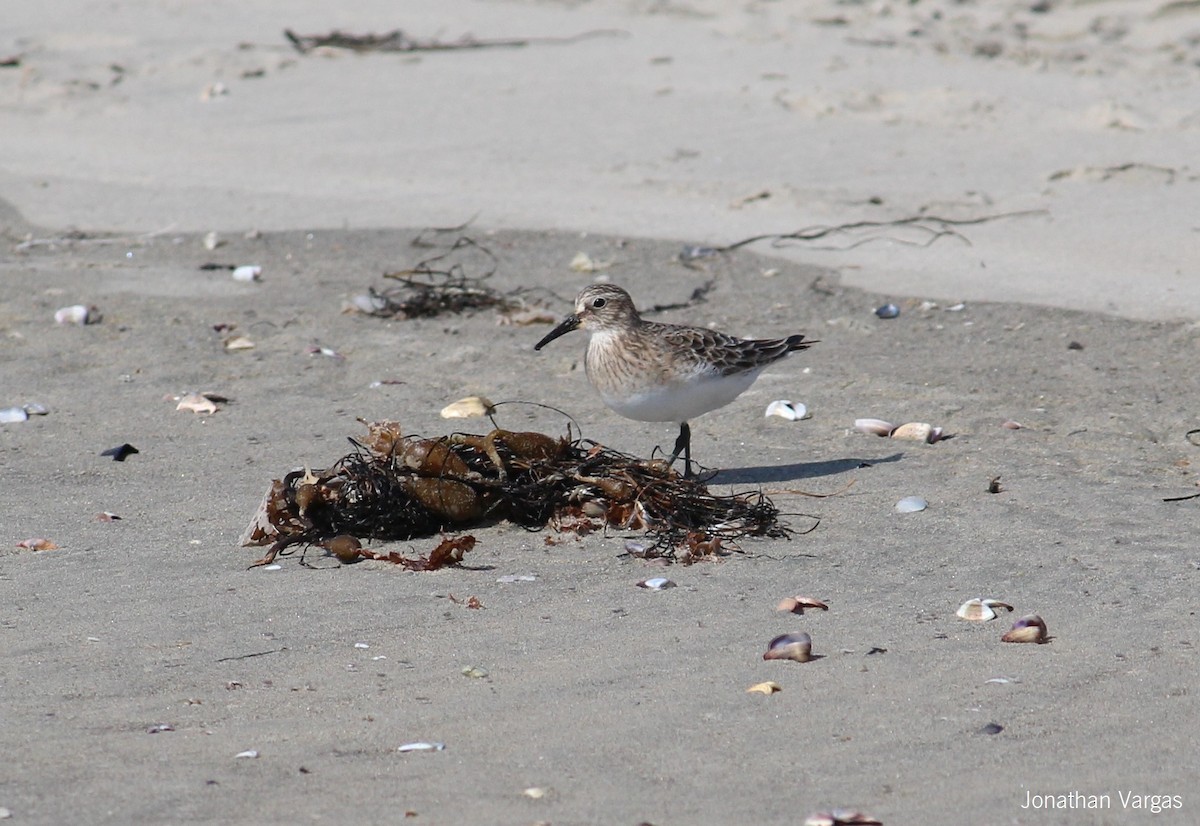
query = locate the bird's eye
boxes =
[591,297,607,309]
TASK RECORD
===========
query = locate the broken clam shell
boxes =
[177,393,218,414]
[440,396,496,419]
[637,577,676,591]
[777,596,829,614]
[746,681,782,695]
[765,400,809,421]
[890,422,944,443]
[397,742,445,753]
[1002,614,1049,644]
[763,632,813,663]
[875,303,900,319]
[956,598,1014,622]
[232,264,262,282]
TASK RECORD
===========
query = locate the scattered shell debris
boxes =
[54,304,99,325]
[874,303,900,319]
[398,742,445,753]
[16,538,59,551]
[956,598,1014,622]
[777,596,829,614]
[763,632,814,663]
[240,418,790,567]
[895,496,927,513]
[232,265,262,282]
[854,418,945,443]
[440,395,496,419]
[746,681,782,695]
[1002,614,1049,644]
[765,400,810,421]
[637,577,676,590]
[461,665,489,679]
[804,811,883,826]
[305,344,344,359]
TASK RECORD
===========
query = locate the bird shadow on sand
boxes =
[711,453,904,486]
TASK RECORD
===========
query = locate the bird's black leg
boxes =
[666,422,693,478]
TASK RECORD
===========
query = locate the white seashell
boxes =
[496,574,537,583]
[746,681,782,694]
[176,393,218,414]
[353,642,369,649]
[350,293,390,314]
[0,407,29,424]
[1001,419,1024,430]
[398,742,445,753]
[895,496,927,513]
[765,400,809,421]
[956,598,1014,622]
[523,787,549,799]
[203,231,222,251]
[569,251,611,273]
[777,596,829,614]
[262,564,282,571]
[637,577,676,590]
[440,396,496,419]
[22,403,49,416]
[854,418,895,437]
[232,265,262,282]
[234,749,259,759]
[223,335,255,351]
[54,304,94,325]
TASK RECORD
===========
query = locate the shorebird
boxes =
[534,283,814,477]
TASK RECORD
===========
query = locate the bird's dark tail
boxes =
[785,334,816,352]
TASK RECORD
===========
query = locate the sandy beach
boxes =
[2,2,1198,824]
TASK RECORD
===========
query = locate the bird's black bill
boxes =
[534,315,581,350]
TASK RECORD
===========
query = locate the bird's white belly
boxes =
[600,369,759,423]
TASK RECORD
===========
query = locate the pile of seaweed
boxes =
[240,420,789,568]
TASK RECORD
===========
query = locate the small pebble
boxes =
[895,496,928,513]
[874,303,900,319]
[978,722,1005,735]
[232,265,262,282]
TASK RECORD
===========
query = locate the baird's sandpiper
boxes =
[534,283,814,476]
